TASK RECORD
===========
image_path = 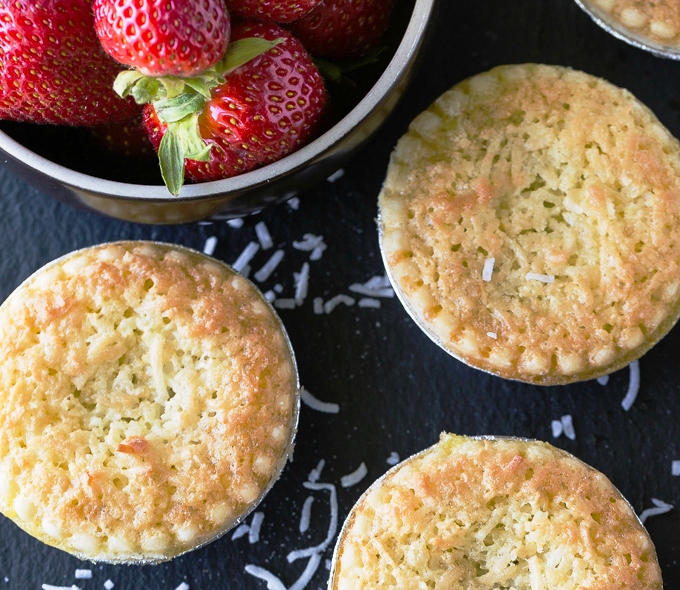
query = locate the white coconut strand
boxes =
[254,249,285,282]
[244,566,286,590]
[340,462,368,488]
[255,221,274,250]
[639,498,674,524]
[232,241,259,274]
[621,360,640,411]
[301,387,340,414]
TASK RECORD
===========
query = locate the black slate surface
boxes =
[1,0,680,588]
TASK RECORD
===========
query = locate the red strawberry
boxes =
[0,0,140,126]
[224,0,321,24]
[90,116,155,158]
[288,0,395,60]
[93,0,231,77]
[140,20,327,194]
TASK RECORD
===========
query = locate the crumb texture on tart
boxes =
[332,433,662,590]
[379,63,680,383]
[0,242,297,562]
[587,0,680,48]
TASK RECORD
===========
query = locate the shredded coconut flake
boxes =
[551,420,563,438]
[292,234,324,251]
[245,566,286,590]
[340,462,368,488]
[287,196,300,210]
[327,169,345,182]
[313,297,324,315]
[232,242,259,274]
[486,331,497,339]
[525,272,555,283]
[289,482,338,562]
[104,581,114,590]
[299,496,314,533]
[74,570,92,580]
[597,375,610,386]
[639,498,674,524]
[621,360,640,411]
[358,298,381,309]
[324,294,355,313]
[254,249,285,282]
[203,236,217,255]
[249,512,264,544]
[292,234,327,260]
[174,584,190,590]
[231,523,250,541]
[274,298,296,309]
[226,218,244,228]
[263,290,276,303]
[482,257,495,282]
[310,245,326,261]
[673,460,680,476]
[308,459,325,483]
[274,283,284,293]
[561,414,576,440]
[294,262,310,305]
[255,221,274,250]
[42,586,80,590]
[301,387,340,414]
[349,275,395,298]
[386,452,400,466]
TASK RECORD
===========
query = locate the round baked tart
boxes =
[329,433,663,590]
[575,0,680,59]
[0,241,299,563]
[379,63,680,384]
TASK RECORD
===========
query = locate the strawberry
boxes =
[224,0,322,24]
[0,0,140,126]
[93,0,231,77]
[288,0,395,60]
[134,20,327,195]
[90,116,155,158]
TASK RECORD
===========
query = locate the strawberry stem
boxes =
[112,37,283,196]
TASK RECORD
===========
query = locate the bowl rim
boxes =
[0,0,436,202]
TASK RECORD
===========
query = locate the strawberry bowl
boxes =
[0,0,436,225]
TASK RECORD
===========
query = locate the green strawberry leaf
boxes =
[158,76,186,99]
[183,77,215,99]
[158,128,185,197]
[113,70,146,98]
[154,93,206,124]
[131,76,161,104]
[175,114,211,161]
[217,37,284,76]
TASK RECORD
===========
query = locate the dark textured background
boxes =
[1,0,679,588]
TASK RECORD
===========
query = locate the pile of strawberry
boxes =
[0,0,394,195]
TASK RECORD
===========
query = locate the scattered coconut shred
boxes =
[639,498,674,524]
[551,414,576,440]
[301,387,340,414]
[340,462,368,488]
[232,241,259,275]
[255,221,274,250]
[525,272,555,283]
[74,570,92,580]
[621,360,640,411]
[41,585,80,590]
[672,460,680,476]
[482,257,495,282]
